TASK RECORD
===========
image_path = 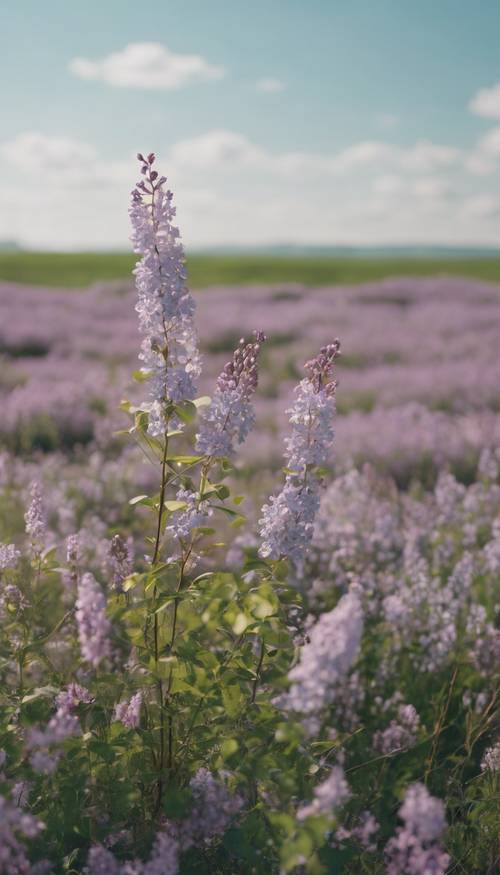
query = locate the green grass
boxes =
[1,250,500,288]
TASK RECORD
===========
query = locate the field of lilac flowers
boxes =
[0,153,498,874]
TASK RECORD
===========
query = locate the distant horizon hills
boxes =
[1,241,500,259]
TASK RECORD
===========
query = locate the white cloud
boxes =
[477,125,500,156]
[332,139,460,172]
[372,174,452,203]
[399,140,460,171]
[69,42,225,90]
[469,82,500,120]
[334,140,395,169]
[2,128,500,250]
[169,129,267,171]
[168,130,462,179]
[460,194,500,218]
[255,77,285,93]
[2,132,97,173]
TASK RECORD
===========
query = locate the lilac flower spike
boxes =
[259,341,340,566]
[76,572,111,667]
[297,765,350,820]
[196,331,266,458]
[24,481,46,554]
[130,153,201,436]
[282,589,363,715]
[114,691,142,729]
[385,783,450,875]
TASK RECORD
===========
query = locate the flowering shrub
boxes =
[0,155,498,874]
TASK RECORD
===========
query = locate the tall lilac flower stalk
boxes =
[196,331,266,458]
[259,342,340,567]
[130,153,201,436]
[167,332,266,540]
[75,573,111,667]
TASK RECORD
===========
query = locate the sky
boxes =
[1,0,500,251]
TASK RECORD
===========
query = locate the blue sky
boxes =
[1,0,500,249]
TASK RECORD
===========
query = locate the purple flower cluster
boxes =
[297,765,350,820]
[196,331,266,458]
[76,572,111,667]
[0,795,44,875]
[0,543,21,571]
[259,343,339,565]
[281,589,363,716]
[114,691,142,729]
[130,153,201,435]
[87,768,243,875]
[385,784,450,875]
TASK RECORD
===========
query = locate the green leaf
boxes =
[21,685,60,704]
[167,454,204,464]
[164,500,188,512]
[174,400,197,424]
[132,369,150,383]
[129,494,151,506]
[122,574,141,592]
[193,395,211,408]
[221,738,239,759]
[212,505,243,519]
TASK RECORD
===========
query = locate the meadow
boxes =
[2,249,500,288]
[0,157,498,874]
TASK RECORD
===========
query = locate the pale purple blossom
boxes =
[86,845,120,875]
[114,691,142,729]
[259,480,320,565]
[297,765,350,820]
[385,783,450,875]
[481,740,500,772]
[165,488,212,540]
[107,533,134,591]
[55,682,94,711]
[281,589,363,715]
[0,543,21,571]
[259,343,339,565]
[76,572,111,667]
[0,794,44,875]
[130,153,201,435]
[196,331,265,458]
[373,704,420,755]
[24,481,46,551]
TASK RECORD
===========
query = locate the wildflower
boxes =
[76,572,111,667]
[385,783,450,875]
[107,533,134,591]
[180,768,245,846]
[481,741,500,772]
[481,740,500,772]
[0,794,44,874]
[165,488,213,540]
[282,589,363,715]
[114,691,142,729]
[259,342,339,566]
[373,704,420,755]
[55,682,94,711]
[24,481,46,553]
[130,153,201,435]
[196,331,266,458]
[297,765,350,820]
[0,543,21,571]
[86,845,121,875]
[259,480,320,566]
[29,750,61,775]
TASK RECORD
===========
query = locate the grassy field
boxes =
[1,250,500,288]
